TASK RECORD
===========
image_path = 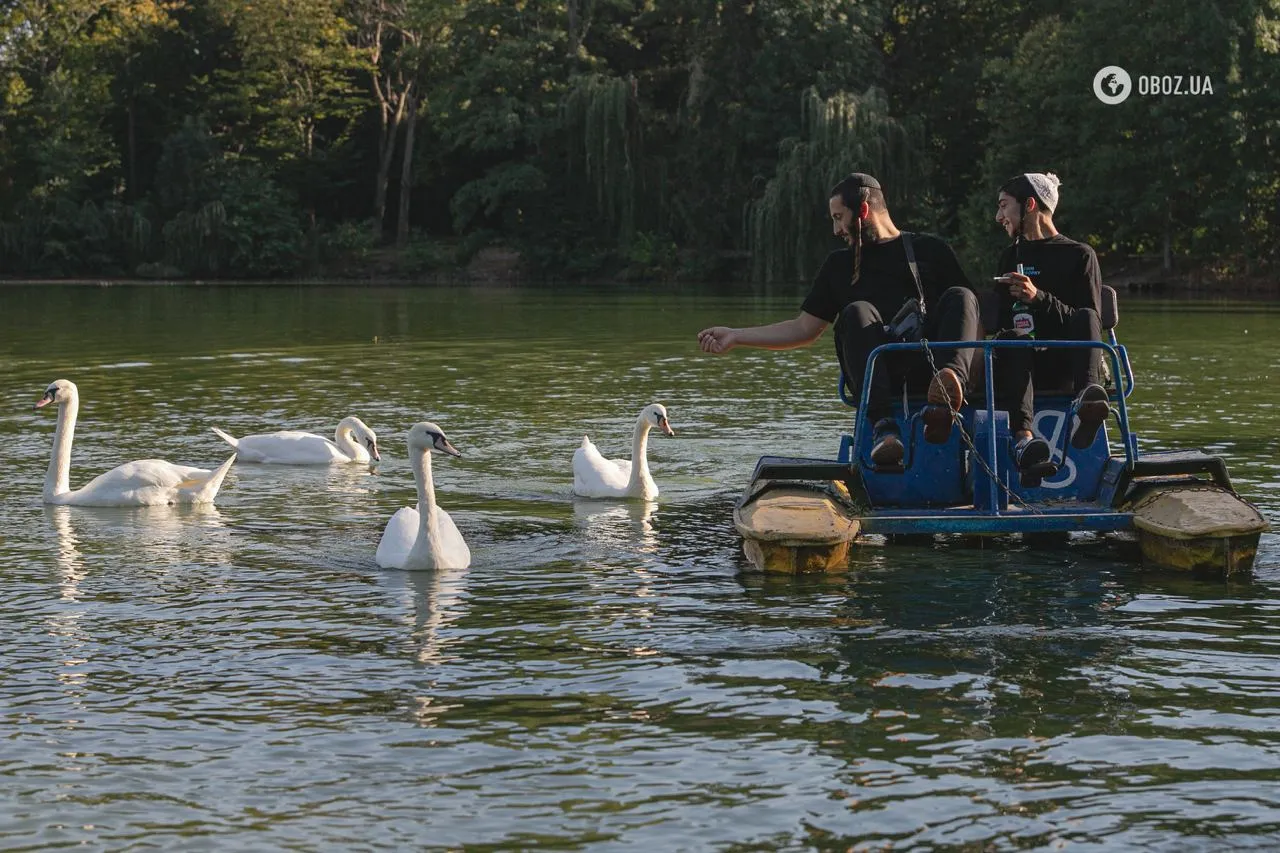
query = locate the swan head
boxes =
[34,379,77,410]
[642,403,675,436]
[407,421,461,458]
[346,416,381,462]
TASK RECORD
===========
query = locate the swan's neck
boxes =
[627,419,655,494]
[408,448,444,568]
[45,396,77,502]
[334,420,364,461]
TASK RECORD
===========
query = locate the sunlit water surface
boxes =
[1,284,1278,850]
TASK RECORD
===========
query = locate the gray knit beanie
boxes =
[1024,172,1061,213]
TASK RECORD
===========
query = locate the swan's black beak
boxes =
[34,393,53,410]
[659,417,674,436]
[436,437,462,458]
[367,439,381,462]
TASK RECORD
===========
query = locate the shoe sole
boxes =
[1015,438,1057,488]
[1016,439,1051,469]
[923,369,964,444]
[921,405,954,444]
[927,369,964,409]
[1071,399,1110,449]
[870,437,904,468]
[1019,461,1058,489]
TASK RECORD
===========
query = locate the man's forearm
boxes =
[733,319,823,350]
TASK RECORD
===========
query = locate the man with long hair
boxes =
[697,172,980,467]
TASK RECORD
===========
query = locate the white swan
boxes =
[210,416,380,464]
[573,403,675,500]
[375,422,471,570]
[35,379,235,507]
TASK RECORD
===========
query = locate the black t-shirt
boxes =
[995,234,1101,330]
[801,233,972,323]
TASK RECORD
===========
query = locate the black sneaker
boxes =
[1014,434,1057,488]
[1070,384,1110,449]
[869,418,904,469]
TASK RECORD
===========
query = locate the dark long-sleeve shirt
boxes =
[995,234,1101,331]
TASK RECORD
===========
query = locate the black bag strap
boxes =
[900,231,927,317]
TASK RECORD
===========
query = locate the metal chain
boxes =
[917,337,1043,515]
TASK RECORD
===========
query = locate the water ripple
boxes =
[1,287,1279,848]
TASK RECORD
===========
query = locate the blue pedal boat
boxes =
[733,286,1268,575]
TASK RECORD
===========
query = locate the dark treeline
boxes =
[1,0,1277,283]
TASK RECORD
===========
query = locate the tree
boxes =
[154,117,305,277]
[87,0,186,202]
[0,1,176,272]
[1235,0,1280,270]
[0,1,121,204]
[348,0,460,244]
[879,0,1064,239]
[434,0,566,247]
[349,0,418,239]
[0,0,1276,281]
[746,87,916,283]
[966,1,1245,274]
[205,0,365,231]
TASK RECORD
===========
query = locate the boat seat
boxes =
[1102,284,1119,329]
[753,460,860,483]
[1121,449,1234,493]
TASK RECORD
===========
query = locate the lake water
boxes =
[1,283,1278,850]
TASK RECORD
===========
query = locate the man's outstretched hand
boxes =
[697,326,737,354]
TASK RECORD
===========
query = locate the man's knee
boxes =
[992,329,1033,374]
[838,300,882,328]
[937,287,979,331]
[939,286,977,311]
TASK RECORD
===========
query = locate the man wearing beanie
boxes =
[992,171,1109,487]
[697,172,981,468]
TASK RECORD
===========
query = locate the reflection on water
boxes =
[573,498,659,555]
[380,567,472,668]
[44,503,231,597]
[1,285,1279,849]
[47,506,86,602]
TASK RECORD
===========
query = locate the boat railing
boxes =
[842,339,1137,500]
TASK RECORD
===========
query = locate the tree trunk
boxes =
[396,92,419,248]
[1163,219,1172,272]
[373,99,395,238]
[568,0,581,56]
[127,100,137,203]
[373,81,414,241]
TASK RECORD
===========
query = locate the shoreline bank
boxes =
[1,252,1276,297]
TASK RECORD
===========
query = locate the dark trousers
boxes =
[834,287,980,426]
[994,307,1103,433]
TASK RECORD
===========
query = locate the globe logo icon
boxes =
[1093,66,1132,105]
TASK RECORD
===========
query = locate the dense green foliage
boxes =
[1,0,1276,281]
